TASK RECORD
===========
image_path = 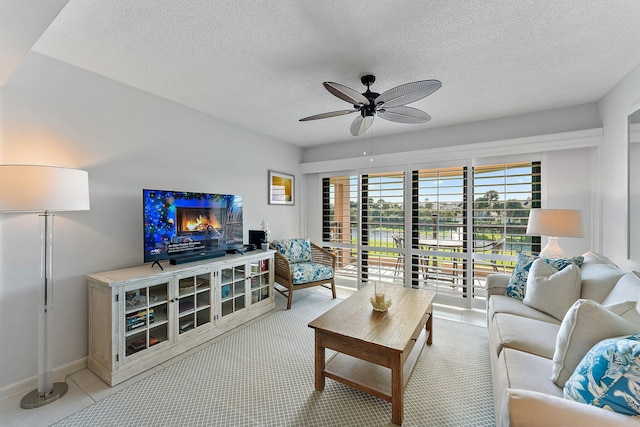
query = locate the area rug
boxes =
[53,294,494,426]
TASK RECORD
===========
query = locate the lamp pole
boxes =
[21,212,69,408]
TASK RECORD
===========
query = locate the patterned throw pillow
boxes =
[271,238,312,263]
[506,253,584,300]
[564,334,640,416]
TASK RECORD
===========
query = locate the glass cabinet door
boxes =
[250,258,271,304]
[220,263,246,317]
[123,281,169,358]
[177,272,213,335]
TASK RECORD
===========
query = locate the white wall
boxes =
[302,103,602,163]
[598,61,640,271]
[0,52,302,393]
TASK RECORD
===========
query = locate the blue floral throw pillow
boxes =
[506,253,584,300]
[564,334,640,417]
[271,238,312,263]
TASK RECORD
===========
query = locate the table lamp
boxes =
[0,165,90,409]
[525,208,583,258]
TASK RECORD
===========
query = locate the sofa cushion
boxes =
[290,262,333,285]
[507,389,640,427]
[603,271,640,307]
[523,259,582,321]
[496,348,563,398]
[579,251,626,303]
[564,334,640,416]
[551,299,638,387]
[488,295,560,324]
[272,238,312,263]
[492,313,560,359]
[506,252,584,300]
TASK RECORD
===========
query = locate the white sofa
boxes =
[486,251,640,426]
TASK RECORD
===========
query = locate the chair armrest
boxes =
[506,388,638,427]
[271,246,292,280]
[310,243,337,269]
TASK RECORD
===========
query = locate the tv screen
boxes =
[143,189,243,263]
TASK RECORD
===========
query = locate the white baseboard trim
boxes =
[0,357,87,401]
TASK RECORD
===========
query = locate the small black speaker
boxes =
[249,230,267,246]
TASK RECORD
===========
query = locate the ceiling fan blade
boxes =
[377,106,431,124]
[324,82,370,106]
[299,109,357,121]
[376,80,441,108]
[350,114,374,136]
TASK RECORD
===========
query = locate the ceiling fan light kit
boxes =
[300,74,441,136]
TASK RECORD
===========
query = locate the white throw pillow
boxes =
[602,271,640,306]
[605,300,640,329]
[523,259,582,321]
[551,299,638,387]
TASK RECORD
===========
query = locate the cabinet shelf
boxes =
[124,318,169,337]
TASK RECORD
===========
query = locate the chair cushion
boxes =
[272,238,312,263]
[290,262,333,285]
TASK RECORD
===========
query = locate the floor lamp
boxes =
[0,165,90,409]
[525,208,583,258]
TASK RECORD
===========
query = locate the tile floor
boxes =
[0,286,487,427]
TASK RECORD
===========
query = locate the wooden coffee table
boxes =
[308,284,435,425]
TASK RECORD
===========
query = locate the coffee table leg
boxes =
[391,353,403,425]
[426,312,433,345]
[314,333,325,391]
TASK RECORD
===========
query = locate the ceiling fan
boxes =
[299,74,441,136]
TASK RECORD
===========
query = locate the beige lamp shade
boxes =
[525,209,584,238]
[526,209,583,258]
[0,165,90,212]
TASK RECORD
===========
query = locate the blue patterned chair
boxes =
[270,238,336,309]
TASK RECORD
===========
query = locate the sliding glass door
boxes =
[321,161,540,308]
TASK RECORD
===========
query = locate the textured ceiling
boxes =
[9,1,640,147]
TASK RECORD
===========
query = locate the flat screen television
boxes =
[143,189,243,264]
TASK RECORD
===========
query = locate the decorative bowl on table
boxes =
[370,294,393,312]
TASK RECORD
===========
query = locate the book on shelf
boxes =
[126,308,154,331]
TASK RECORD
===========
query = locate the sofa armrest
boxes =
[486,273,510,298]
[505,389,638,427]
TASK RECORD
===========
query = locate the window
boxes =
[361,172,405,285]
[322,175,359,286]
[321,161,541,308]
[410,167,467,298]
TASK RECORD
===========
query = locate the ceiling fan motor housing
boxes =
[357,75,379,115]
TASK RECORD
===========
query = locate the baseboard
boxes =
[0,357,87,401]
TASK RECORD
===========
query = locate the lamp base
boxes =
[538,237,566,259]
[20,382,68,409]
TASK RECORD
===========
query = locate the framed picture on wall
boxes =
[268,170,295,205]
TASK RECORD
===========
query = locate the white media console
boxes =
[87,250,274,386]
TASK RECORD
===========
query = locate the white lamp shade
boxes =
[526,209,583,238]
[0,165,90,212]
